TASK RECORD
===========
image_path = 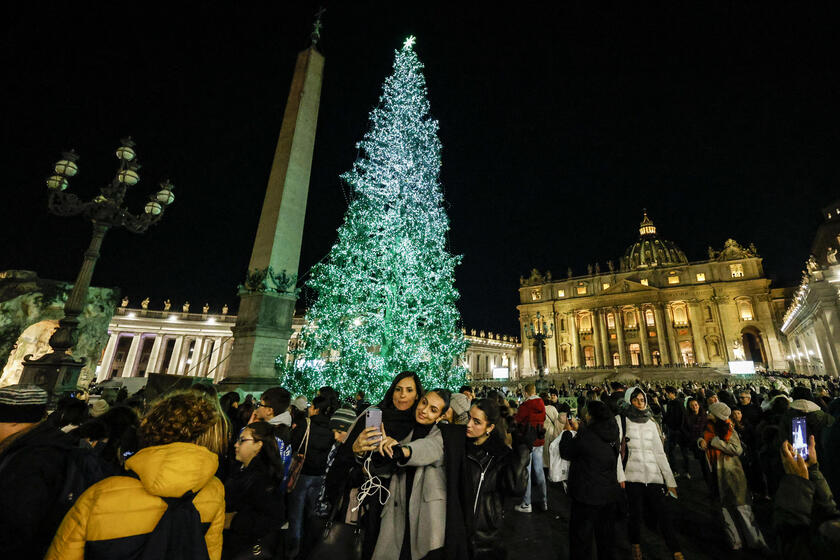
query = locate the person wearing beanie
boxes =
[700,397,768,551]
[329,406,357,435]
[558,400,624,560]
[0,385,76,560]
[89,399,110,418]
[448,392,470,425]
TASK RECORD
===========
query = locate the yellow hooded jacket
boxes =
[46,442,225,560]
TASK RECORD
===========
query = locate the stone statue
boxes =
[182,301,190,313]
[567,267,573,279]
[140,297,150,310]
[748,243,758,256]
[163,299,171,311]
[546,270,552,281]
[732,338,746,361]
[708,246,716,260]
[470,329,476,336]
[202,303,210,314]
[587,264,593,275]
[222,304,229,315]
[595,262,601,274]
[520,276,525,286]
[828,247,838,265]
[806,255,819,272]
[607,260,614,272]
[120,297,129,308]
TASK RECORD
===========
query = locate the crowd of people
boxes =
[0,369,838,559]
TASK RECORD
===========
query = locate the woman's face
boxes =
[631,392,646,411]
[466,405,494,440]
[234,428,262,466]
[689,400,700,414]
[732,410,743,424]
[392,377,418,411]
[415,392,446,425]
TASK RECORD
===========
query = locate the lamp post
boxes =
[524,311,553,392]
[20,138,174,396]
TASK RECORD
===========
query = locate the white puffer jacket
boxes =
[617,387,677,487]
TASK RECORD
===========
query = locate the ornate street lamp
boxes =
[524,311,553,391]
[21,137,174,396]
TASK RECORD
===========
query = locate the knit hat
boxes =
[292,396,308,411]
[329,406,356,432]
[709,401,731,421]
[449,393,470,419]
[89,399,110,418]
[0,384,48,423]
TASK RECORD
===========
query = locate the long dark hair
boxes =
[379,371,424,410]
[246,421,287,489]
[471,397,502,441]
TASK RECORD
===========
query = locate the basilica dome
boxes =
[620,212,688,271]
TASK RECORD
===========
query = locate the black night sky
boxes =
[2,3,837,335]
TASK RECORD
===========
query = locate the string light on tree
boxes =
[289,37,467,399]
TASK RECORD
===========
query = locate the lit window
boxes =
[576,285,587,295]
[696,273,706,282]
[640,278,649,286]
[557,289,565,297]
[607,313,615,329]
[673,304,688,326]
[645,308,655,326]
[738,299,754,321]
[579,313,592,332]
[730,264,744,278]
[531,289,541,301]
[668,275,680,285]
[625,311,637,328]
[602,283,610,290]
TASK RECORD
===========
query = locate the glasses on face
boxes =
[237,437,255,444]
[255,402,265,409]
[739,396,750,400]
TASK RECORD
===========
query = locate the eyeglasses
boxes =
[255,402,265,409]
[237,437,255,444]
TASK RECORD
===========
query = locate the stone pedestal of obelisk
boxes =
[221,45,324,390]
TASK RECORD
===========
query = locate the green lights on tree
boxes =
[290,38,466,399]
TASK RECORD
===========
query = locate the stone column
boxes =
[665,304,681,364]
[615,308,628,366]
[121,335,142,377]
[97,332,120,382]
[598,309,611,365]
[168,336,185,375]
[636,307,651,365]
[653,304,672,365]
[208,337,224,378]
[569,313,581,368]
[816,316,839,376]
[591,311,604,366]
[145,335,164,375]
[190,337,206,376]
[687,302,708,364]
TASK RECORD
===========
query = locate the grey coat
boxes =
[373,425,446,560]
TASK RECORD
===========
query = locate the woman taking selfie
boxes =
[374,388,452,560]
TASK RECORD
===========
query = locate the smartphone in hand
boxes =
[366,407,383,442]
[791,416,808,460]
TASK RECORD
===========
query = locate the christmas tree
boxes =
[290,37,466,399]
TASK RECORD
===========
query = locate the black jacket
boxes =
[291,414,334,476]
[558,420,623,506]
[223,458,285,557]
[0,422,75,560]
[663,397,687,434]
[464,435,529,560]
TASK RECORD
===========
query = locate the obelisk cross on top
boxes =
[224,13,325,385]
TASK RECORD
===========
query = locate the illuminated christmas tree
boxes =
[291,37,466,399]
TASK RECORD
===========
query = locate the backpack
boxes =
[121,471,211,560]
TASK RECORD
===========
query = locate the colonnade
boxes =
[97,331,233,382]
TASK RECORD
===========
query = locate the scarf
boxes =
[624,404,653,424]
[703,418,733,463]
[382,406,417,442]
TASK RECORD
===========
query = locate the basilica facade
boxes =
[517,213,790,376]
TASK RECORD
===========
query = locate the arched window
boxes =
[580,313,592,333]
[584,346,596,367]
[672,304,688,326]
[625,310,637,328]
[645,308,655,327]
[607,313,615,329]
[629,343,641,366]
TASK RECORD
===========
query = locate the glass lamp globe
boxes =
[144,201,163,215]
[116,146,136,161]
[54,159,78,177]
[118,169,140,185]
[46,175,68,191]
[156,187,175,205]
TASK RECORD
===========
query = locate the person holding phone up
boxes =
[700,402,768,552]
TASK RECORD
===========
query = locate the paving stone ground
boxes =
[502,458,777,560]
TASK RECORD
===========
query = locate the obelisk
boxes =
[222,16,325,388]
